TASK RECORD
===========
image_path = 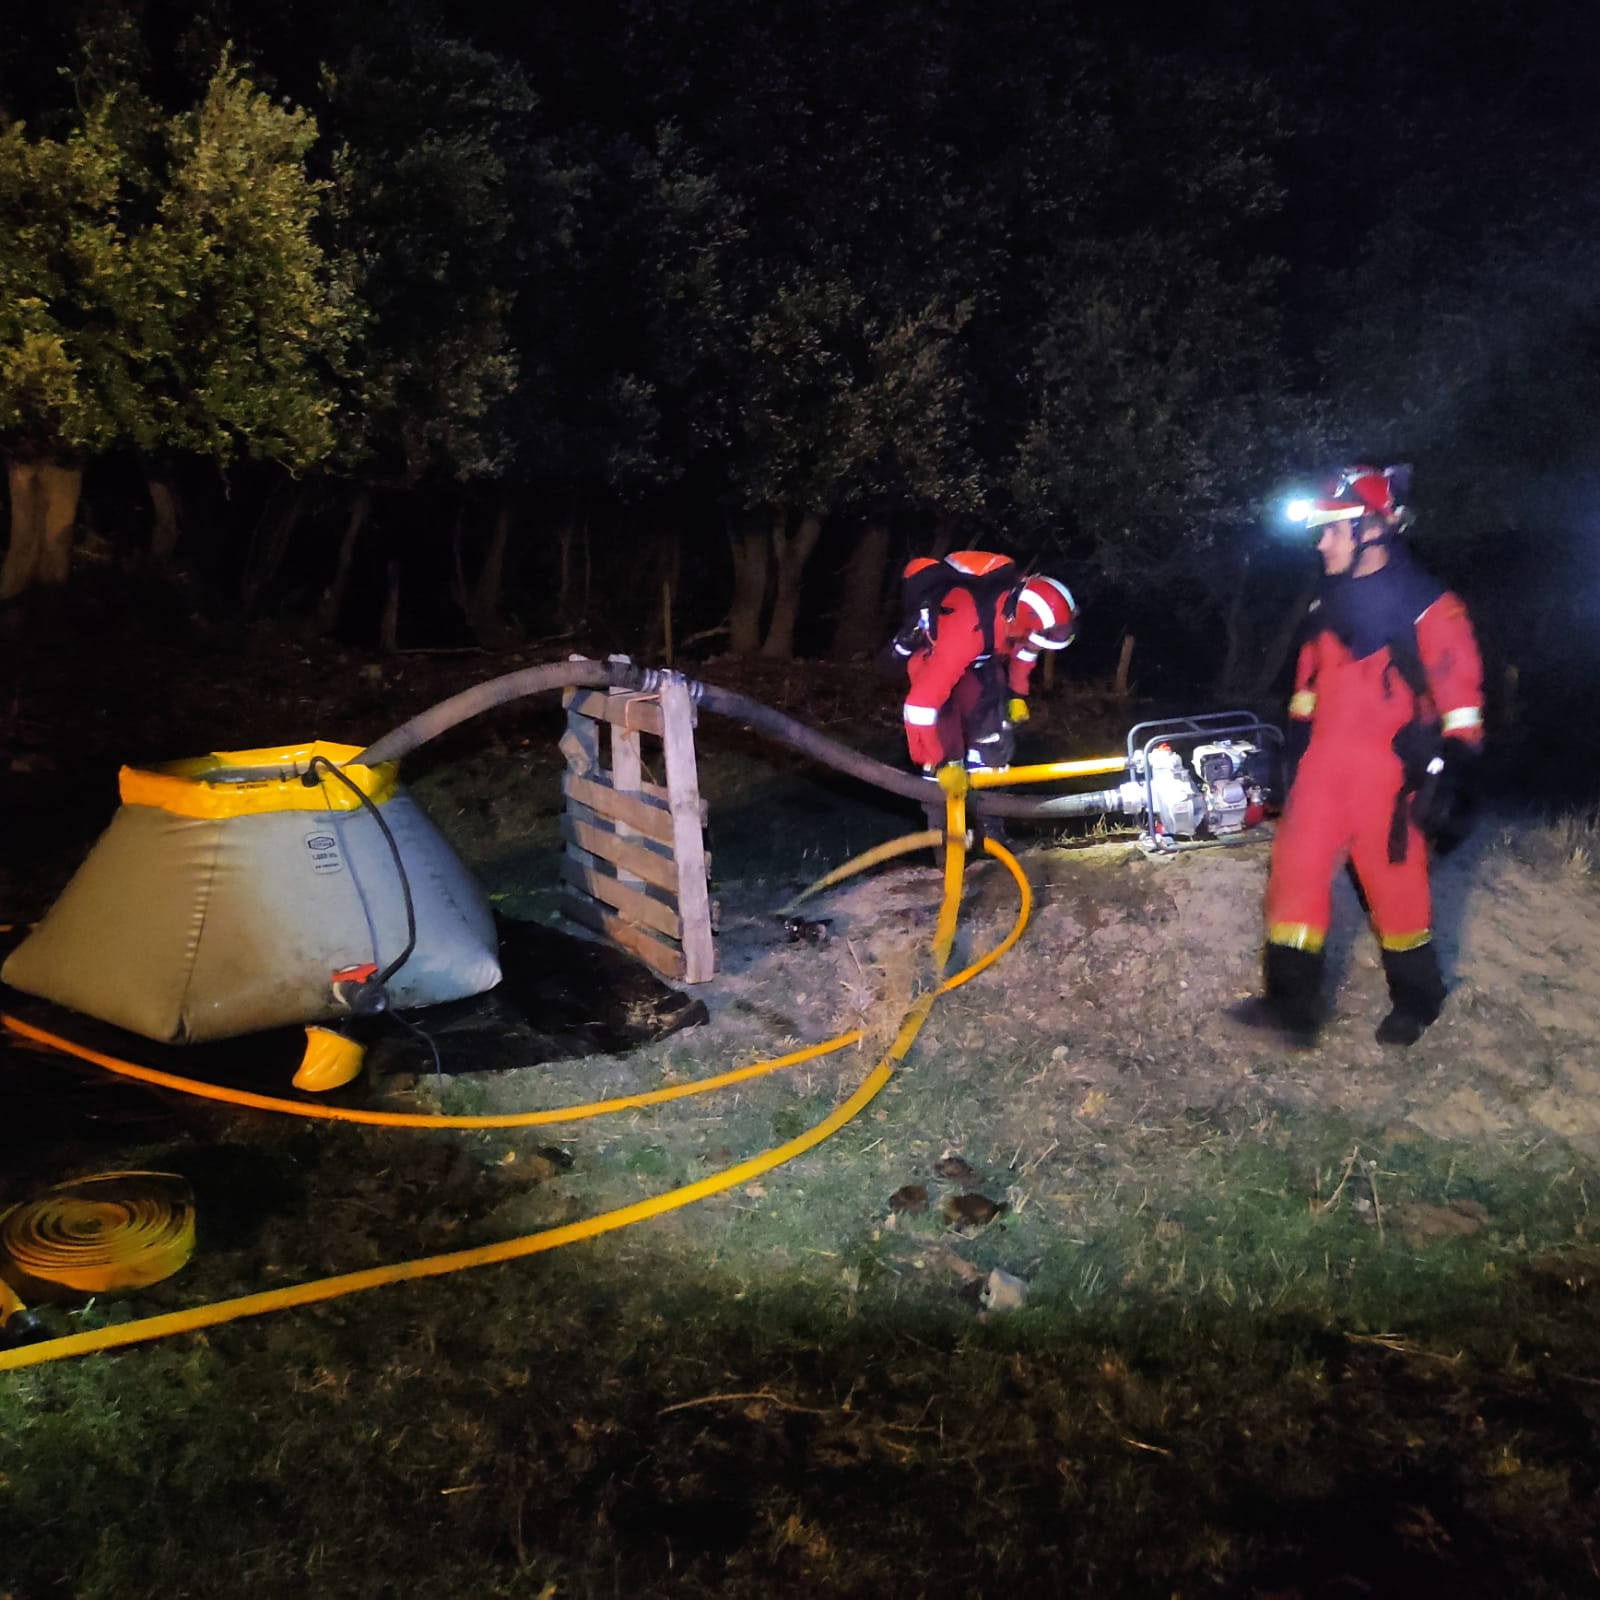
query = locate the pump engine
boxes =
[1047,712,1284,850]
[1132,736,1279,844]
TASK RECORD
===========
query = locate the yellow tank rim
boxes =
[118,741,398,818]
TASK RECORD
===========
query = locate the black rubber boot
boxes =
[1376,944,1447,1047]
[1230,943,1325,1048]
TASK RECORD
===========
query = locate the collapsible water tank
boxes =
[2,741,500,1042]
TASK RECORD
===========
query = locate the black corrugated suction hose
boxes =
[354,660,1115,821]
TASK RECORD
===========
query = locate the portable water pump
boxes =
[988,711,1285,850]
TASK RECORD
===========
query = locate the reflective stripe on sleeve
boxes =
[1441,706,1483,734]
[903,704,940,727]
[1288,691,1316,719]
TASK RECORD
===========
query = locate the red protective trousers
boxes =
[906,662,993,767]
[1267,739,1431,949]
[1265,589,1483,954]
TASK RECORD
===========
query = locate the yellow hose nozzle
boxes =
[294,1027,367,1093]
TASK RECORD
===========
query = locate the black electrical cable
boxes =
[390,1008,443,1081]
[302,755,417,988]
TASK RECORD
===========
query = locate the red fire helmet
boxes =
[1016,574,1078,649]
[1302,465,1405,528]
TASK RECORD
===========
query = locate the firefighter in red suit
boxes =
[1235,466,1485,1047]
[895,552,1079,771]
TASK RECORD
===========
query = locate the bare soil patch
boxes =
[6,609,1600,1597]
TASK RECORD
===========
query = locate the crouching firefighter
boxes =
[895,550,1079,774]
[1234,466,1484,1048]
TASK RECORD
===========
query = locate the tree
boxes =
[0,56,353,598]
[309,27,561,636]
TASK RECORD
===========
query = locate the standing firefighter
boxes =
[895,551,1079,772]
[1235,466,1484,1047]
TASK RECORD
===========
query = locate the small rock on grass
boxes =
[1389,1197,1490,1246]
[942,1193,1007,1229]
[979,1268,1029,1313]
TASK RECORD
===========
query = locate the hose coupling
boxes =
[630,665,703,701]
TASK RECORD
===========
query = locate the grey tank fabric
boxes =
[2,788,500,1042]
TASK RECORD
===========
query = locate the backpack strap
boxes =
[900,552,1021,655]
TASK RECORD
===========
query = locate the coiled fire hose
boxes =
[0,1172,195,1292]
[0,1172,196,1344]
[0,803,1030,1371]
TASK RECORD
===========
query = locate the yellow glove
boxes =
[935,762,970,798]
[1007,697,1029,725]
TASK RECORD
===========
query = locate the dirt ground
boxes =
[402,741,1600,1292]
[5,598,1598,1226]
[6,602,1600,1596]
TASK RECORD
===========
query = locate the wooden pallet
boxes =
[559,662,714,983]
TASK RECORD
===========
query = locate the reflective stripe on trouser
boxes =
[1266,741,1432,948]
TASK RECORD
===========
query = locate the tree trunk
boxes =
[1113,633,1136,699]
[761,508,823,658]
[380,561,402,653]
[1215,551,1253,697]
[557,516,575,623]
[554,490,588,627]
[240,479,309,618]
[469,492,512,644]
[448,506,469,621]
[727,510,770,655]
[1249,585,1316,700]
[829,520,891,660]
[650,530,683,662]
[147,476,183,567]
[1,457,83,598]
[581,514,592,620]
[317,487,371,635]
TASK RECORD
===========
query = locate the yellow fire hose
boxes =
[779,830,945,913]
[964,754,1127,788]
[0,1017,867,1131]
[1,1172,195,1293]
[0,1172,197,1345]
[933,766,968,970]
[0,819,1032,1372]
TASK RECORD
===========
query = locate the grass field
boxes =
[4,733,1600,1598]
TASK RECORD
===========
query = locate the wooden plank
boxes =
[610,718,644,790]
[562,772,675,846]
[566,686,699,734]
[560,689,602,777]
[560,811,679,893]
[561,852,683,939]
[570,688,698,737]
[566,794,695,862]
[609,716,645,889]
[568,687,660,732]
[640,774,706,819]
[659,676,715,983]
[560,893,685,980]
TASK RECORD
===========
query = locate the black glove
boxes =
[891,623,927,660]
[1411,740,1479,854]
